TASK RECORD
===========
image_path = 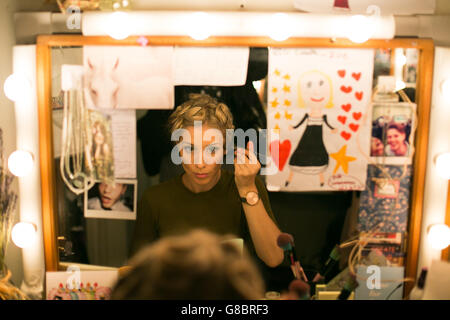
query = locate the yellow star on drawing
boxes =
[272,87,278,93]
[284,111,292,120]
[330,145,357,174]
[274,112,281,119]
[273,124,280,134]
[283,74,291,80]
[282,84,291,93]
[284,99,291,107]
[274,69,281,76]
[270,98,279,108]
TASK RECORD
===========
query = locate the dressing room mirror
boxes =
[38,35,433,296]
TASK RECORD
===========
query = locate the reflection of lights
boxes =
[435,152,450,179]
[395,80,406,91]
[3,73,32,102]
[441,78,450,102]
[252,81,262,92]
[347,15,374,43]
[395,52,407,67]
[8,150,34,177]
[12,222,37,249]
[187,12,212,40]
[106,12,132,40]
[427,224,450,250]
[268,13,293,41]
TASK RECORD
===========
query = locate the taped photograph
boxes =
[84,179,137,220]
[370,102,416,165]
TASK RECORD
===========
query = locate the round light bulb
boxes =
[12,222,37,249]
[106,12,132,40]
[435,152,450,179]
[395,52,407,67]
[8,150,34,177]
[441,78,450,102]
[3,73,31,102]
[187,12,212,40]
[268,13,293,41]
[347,15,374,44]
[427,224,450,250]
[395,80,406,91]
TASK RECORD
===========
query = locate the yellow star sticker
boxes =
[273,124,280,134]
[284,99,291,107]
[284,111,292,120]
[283,74,291,80]
[270,98,279,108]
[272,87,278,93]
[274,69,281,76]
[330,145,357,174]
[282,84,291,93]
[274,112,281,119]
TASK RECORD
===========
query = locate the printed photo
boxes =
[83,46,174,109]
[86,111,115,181]
[370,102,416,164]
[84,179,137,220]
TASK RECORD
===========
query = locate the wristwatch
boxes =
[240,191,260,206]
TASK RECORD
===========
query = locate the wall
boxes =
[0,0,23,286]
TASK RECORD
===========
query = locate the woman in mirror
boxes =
[131,94,284,268]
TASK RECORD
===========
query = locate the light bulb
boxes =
[106,12,132,40]
[3,73,32,102]
[395,52,407,67]
[395,80,406,91]
[347,15,374,44]
[187,12,212,40]
[427,224,450,250]
[435,152,450,179]
[441,78,450,102]
[12,222,37,249]
[8,150,34,177]
[268,13,293,41]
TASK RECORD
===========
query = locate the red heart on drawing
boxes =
[340,85,352,93]
[355,91,363,100]
[349,123,359,132]
[340,131,351,141]
[352,72,361,81]
[341,104,351,112]
[337,115,347,124]
[353,112,362,120]
[338,70,346,78]
[269,140,291,171]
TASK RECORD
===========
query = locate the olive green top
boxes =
[130,169,278,258]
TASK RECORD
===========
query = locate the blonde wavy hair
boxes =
[168,94,235,139]
[111,230,265,300]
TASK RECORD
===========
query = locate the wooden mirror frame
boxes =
[442,180,450,261]
[36,35,434,296]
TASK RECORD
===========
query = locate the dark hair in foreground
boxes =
[111,230,265,300]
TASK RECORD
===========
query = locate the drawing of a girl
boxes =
[285,70,336,187]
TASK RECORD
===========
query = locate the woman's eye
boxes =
[206,146,219,154]
[307,81,312,88]
[319,80,324,86]
[183,146,194,153]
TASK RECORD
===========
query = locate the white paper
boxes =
[293,0,435,15]
[422,260,450,300]
[174,46,250,86]
[266,48,374,192]
[46,270,118,300]
[84,46,174,109]
[106,110,137,179]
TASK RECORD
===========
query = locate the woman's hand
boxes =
[234,141,261,195]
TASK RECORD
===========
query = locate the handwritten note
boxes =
[108,110,136,178]
[174,46,250,86]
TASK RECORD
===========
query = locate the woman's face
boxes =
[98,183,126,209]
[371,137,384,156]
[179,124,223,189]
[300,72,331,110]
[387,128,406,152]
[94,125,105,145]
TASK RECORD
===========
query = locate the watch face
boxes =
[246,191,259,206]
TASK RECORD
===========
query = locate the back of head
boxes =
[111,230,265,300]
